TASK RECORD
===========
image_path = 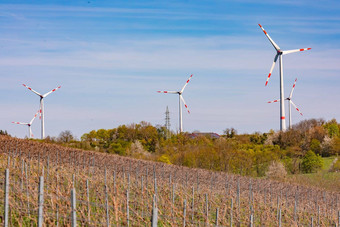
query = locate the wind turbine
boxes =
[157,74,193,133]
[23,84,61,139]
[268,78,303,130]
[259,24,311,131]
[12,109,41,138]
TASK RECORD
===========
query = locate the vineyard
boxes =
[0,135,339,226]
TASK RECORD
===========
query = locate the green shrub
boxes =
[158,155,172,164]
[310,139,321,155]
[301,150,323,173]
[282,156,301,174]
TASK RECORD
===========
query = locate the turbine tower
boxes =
[259,24,311,131]
[12,109,40,138]
[23,84,61,139]
[268,78,303,130]
[157,74,193,133]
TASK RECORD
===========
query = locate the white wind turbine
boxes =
[259,24,311,131]
[23,84,61,139]
[12,109,41,139]
[157,74,193,133]
[268,78,303,130]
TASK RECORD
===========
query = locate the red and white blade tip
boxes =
[296,107,303,116]
[265,54,278,86]
[187,74,193,83]
[291,101,303,116]
[180,74,193,93]
[258,24,266,34]
[267,99,279,103]
[184,104,190,114]
[265,74,271,86]
[12,122,26,125]
[292,78,297,87]
[52,86,61,92]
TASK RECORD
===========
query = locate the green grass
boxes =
[321,156,336,171]
[286,156,340,192]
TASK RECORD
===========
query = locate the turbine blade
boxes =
[289,78,298,99]
[258,24,281,51]
[29,109,41,125]
[265,54,278,86]
[267,99,280,103]
[180,74,193,93]
[283,48,311,55]
[12,121,29,125]
[157,91,178,94]
[23,84,42,97]
[290,100,303,116]
[43,85,61,97]
[180,95,190,114]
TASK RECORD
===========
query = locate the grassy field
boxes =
[286,156,340,192]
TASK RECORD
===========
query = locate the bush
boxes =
[265,161,287,180]
[158,155,172,164]
[301,150,323,173]
[310,139,321,155]
[282,156,301,174]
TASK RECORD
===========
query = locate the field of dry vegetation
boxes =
[0,135,339,226]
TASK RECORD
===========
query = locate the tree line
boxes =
[34,118,340,177]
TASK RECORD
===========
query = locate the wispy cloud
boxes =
[0,36,338,73]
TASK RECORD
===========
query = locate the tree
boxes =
[224,128,237,138]
[250,132,267,145]
[301,150,323,173]
[58,130,74,143]
[330,137,340,155]
[293,118,325,132]
[310,138,321,155]
[0,130,10,136]
[323,119,339,138]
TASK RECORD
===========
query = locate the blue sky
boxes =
[1,0,340,139]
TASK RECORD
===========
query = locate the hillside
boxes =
[0,135,339,226]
